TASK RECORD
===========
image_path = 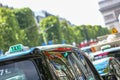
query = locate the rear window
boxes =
[94,54,108,61]
[0,60,39,80]
[91,52,109,61]
[93,51,120,61]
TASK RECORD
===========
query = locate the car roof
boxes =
[103,46,120,52]
[90,51,108,56]
[81,46,91,50]
[90,46,120,57]
[0,48,36,62]
[0,44,76,62]
[36,44,76,51]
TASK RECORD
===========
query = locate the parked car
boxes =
[80,46,92,54]
[89,49,120,80]
[92,57,120,80]
[89,46,120,61]
[0,44,102,80]
[102,46,120,61]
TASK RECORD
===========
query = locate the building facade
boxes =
[35,10,74,26]
[0,3,13,9]
[98,0,120,32]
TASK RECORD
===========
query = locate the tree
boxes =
[59,19,74,44]
[14,8,40,47]
[0,7,26,51]
[40,16,62,44]
[72,26,84,43]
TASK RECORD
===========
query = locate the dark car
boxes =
[36,44,103,80]
[0,44,102,80]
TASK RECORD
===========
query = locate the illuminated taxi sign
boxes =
[9,44,24,53]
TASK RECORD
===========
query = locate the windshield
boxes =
[0,60,39,80]
[90,51,109,61]
[94,54,108,61]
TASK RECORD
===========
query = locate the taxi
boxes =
[0,44,61,80]
[90,50,120,80]
[102,46,120,61]
[92,57,120,80]
[0,44,103,80]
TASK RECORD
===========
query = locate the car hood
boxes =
[92,57,111,76]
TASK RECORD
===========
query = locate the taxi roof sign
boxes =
[9,44,24,53]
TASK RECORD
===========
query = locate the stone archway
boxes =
[98,0,120,32]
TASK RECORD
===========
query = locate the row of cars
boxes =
[81,45,120,80]
[0,44,103,80]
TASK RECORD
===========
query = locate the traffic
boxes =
[0,44,103,80]
[80,34,120,80]
[0,0,120,79]
[0,34,120,80]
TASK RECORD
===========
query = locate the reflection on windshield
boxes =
[68,52,95,80]
[0,60,39,80]
[44,51,75,80]
[45,51,96,80]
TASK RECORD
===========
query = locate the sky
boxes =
[0,0,105,27]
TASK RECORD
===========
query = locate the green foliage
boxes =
[72,26,84,43]
[0,7,110,52]
[0,7,26,51]
[40,16,110,45]
[14,8,35,29]
[40,16,62,44]
[14,8,40,47]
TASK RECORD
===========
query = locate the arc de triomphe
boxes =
[98,0,120,32]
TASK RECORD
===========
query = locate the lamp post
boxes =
[40,25,53,45]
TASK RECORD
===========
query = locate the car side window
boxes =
[68,51,96,80]
[67,53,86,80]
[34,57,57,80]
[0,60,40,80]
[110,59,120,69]
[109,58,120,78]
[43,52,75,80]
